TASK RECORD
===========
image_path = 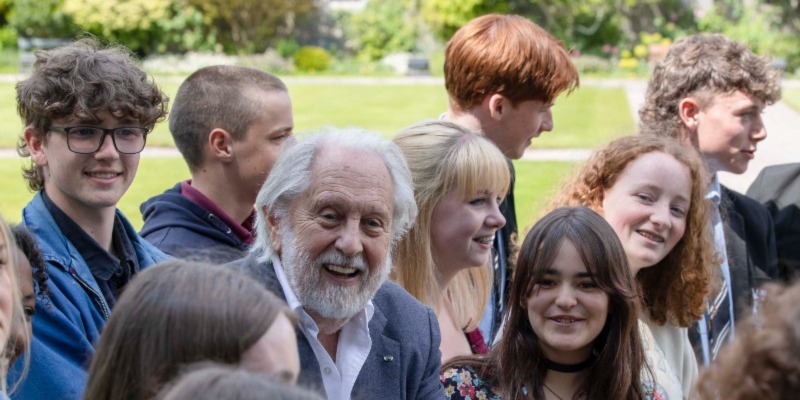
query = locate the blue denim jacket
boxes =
[8,192,169,400]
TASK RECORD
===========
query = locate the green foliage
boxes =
[351,0,418,61]
[0,26,17,49]
[698,0,800,72]
[275,38,300,58]
[62,0,216,55]
[10,0,76,38]
[420,0,506,40]
[293,46,332,72]
[187,0,316,54]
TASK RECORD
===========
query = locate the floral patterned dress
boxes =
[441,365,502,400]
[441,363,668,400]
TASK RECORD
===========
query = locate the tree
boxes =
[187,0,317,53]
[351,0,419,61]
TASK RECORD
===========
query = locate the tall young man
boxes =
[12,39,170,399]
[640,33,781,366]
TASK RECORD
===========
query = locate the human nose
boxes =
[94,132,120,160]
[650,203,672,230]
[540,108,553,132]
[335,219,363,257]
[752,115,767,142]
[486,202,506,229]
[555,284,577,309]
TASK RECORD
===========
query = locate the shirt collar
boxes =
[705,173,722,207]
[41,190,137,281]
[271,254,375,326]
[180,180,255,244]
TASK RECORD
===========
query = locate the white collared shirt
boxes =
[272,255,374,400]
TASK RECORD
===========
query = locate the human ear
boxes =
[25,126,48,167]
[486,94,508,121]
[266,208,282,253]
[208,128,234,162]
[678,98,701,131]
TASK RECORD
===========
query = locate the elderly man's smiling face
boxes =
[270,146,394,323]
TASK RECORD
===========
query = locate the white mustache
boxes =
[315,250,368,273]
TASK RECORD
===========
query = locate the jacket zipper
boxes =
[70,270,110,320]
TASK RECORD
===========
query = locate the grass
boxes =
[0,157,575,232]
[0,80,634,149]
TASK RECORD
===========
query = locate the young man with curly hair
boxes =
[441,14,579,344]
[639,33,781,366]
[11,38,169,399]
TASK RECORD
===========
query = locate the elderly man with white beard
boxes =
[231,128,445,399]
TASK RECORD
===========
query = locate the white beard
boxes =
[279,222,390,320]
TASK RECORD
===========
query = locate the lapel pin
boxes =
[383,355,394,362]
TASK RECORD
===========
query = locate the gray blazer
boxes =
[231,254,446,399]
[747,163,800,280]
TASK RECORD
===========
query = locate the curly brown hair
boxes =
[548,135,718,327]
[639,33,781,140]
[694,282,800,400]
[16,37,168,191]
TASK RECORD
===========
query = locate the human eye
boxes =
[670,205,687,218]
[536,278,556,288]
[635,193,654,203]
[578,280,598,290]
[469,197,487,206]
[70,127,99,138]
[23,305,35,321]
[363,217,386,233]
[115,128,142,138]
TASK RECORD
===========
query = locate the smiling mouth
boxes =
[550,317,583,324]
[86,172,120,179]
[474,235,494,245]
[323,263,360,278]
[637,230,664,243]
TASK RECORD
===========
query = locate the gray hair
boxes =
[250,128,418,263]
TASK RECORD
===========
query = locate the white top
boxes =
[642,315,699,398]
[639,320,683,400]
[273,255,375,400]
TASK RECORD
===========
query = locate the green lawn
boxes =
[0,157,575,232]
[0,80,633,149]
[781,88,800,111]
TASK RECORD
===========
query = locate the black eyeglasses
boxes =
[50,126,149,154]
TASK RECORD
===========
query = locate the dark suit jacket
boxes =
[231,254,445,399]
[720,186,779,320]
[746,163,800,280]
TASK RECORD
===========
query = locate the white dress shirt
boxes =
[272,255,374,400]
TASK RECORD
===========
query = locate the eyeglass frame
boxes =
[49,125,150,155]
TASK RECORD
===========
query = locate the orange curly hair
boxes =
[548,134,718,326]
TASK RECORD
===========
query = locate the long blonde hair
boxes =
[393,120,509,331]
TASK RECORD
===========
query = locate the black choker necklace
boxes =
[542,354,595,373]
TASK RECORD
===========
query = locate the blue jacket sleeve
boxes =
[9,264,104,400]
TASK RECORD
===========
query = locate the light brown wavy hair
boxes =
[694,282,800,400]
[548,135,718,326]
[639,33,781,140]
[444,14,579,111]
[16,37,168,191]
